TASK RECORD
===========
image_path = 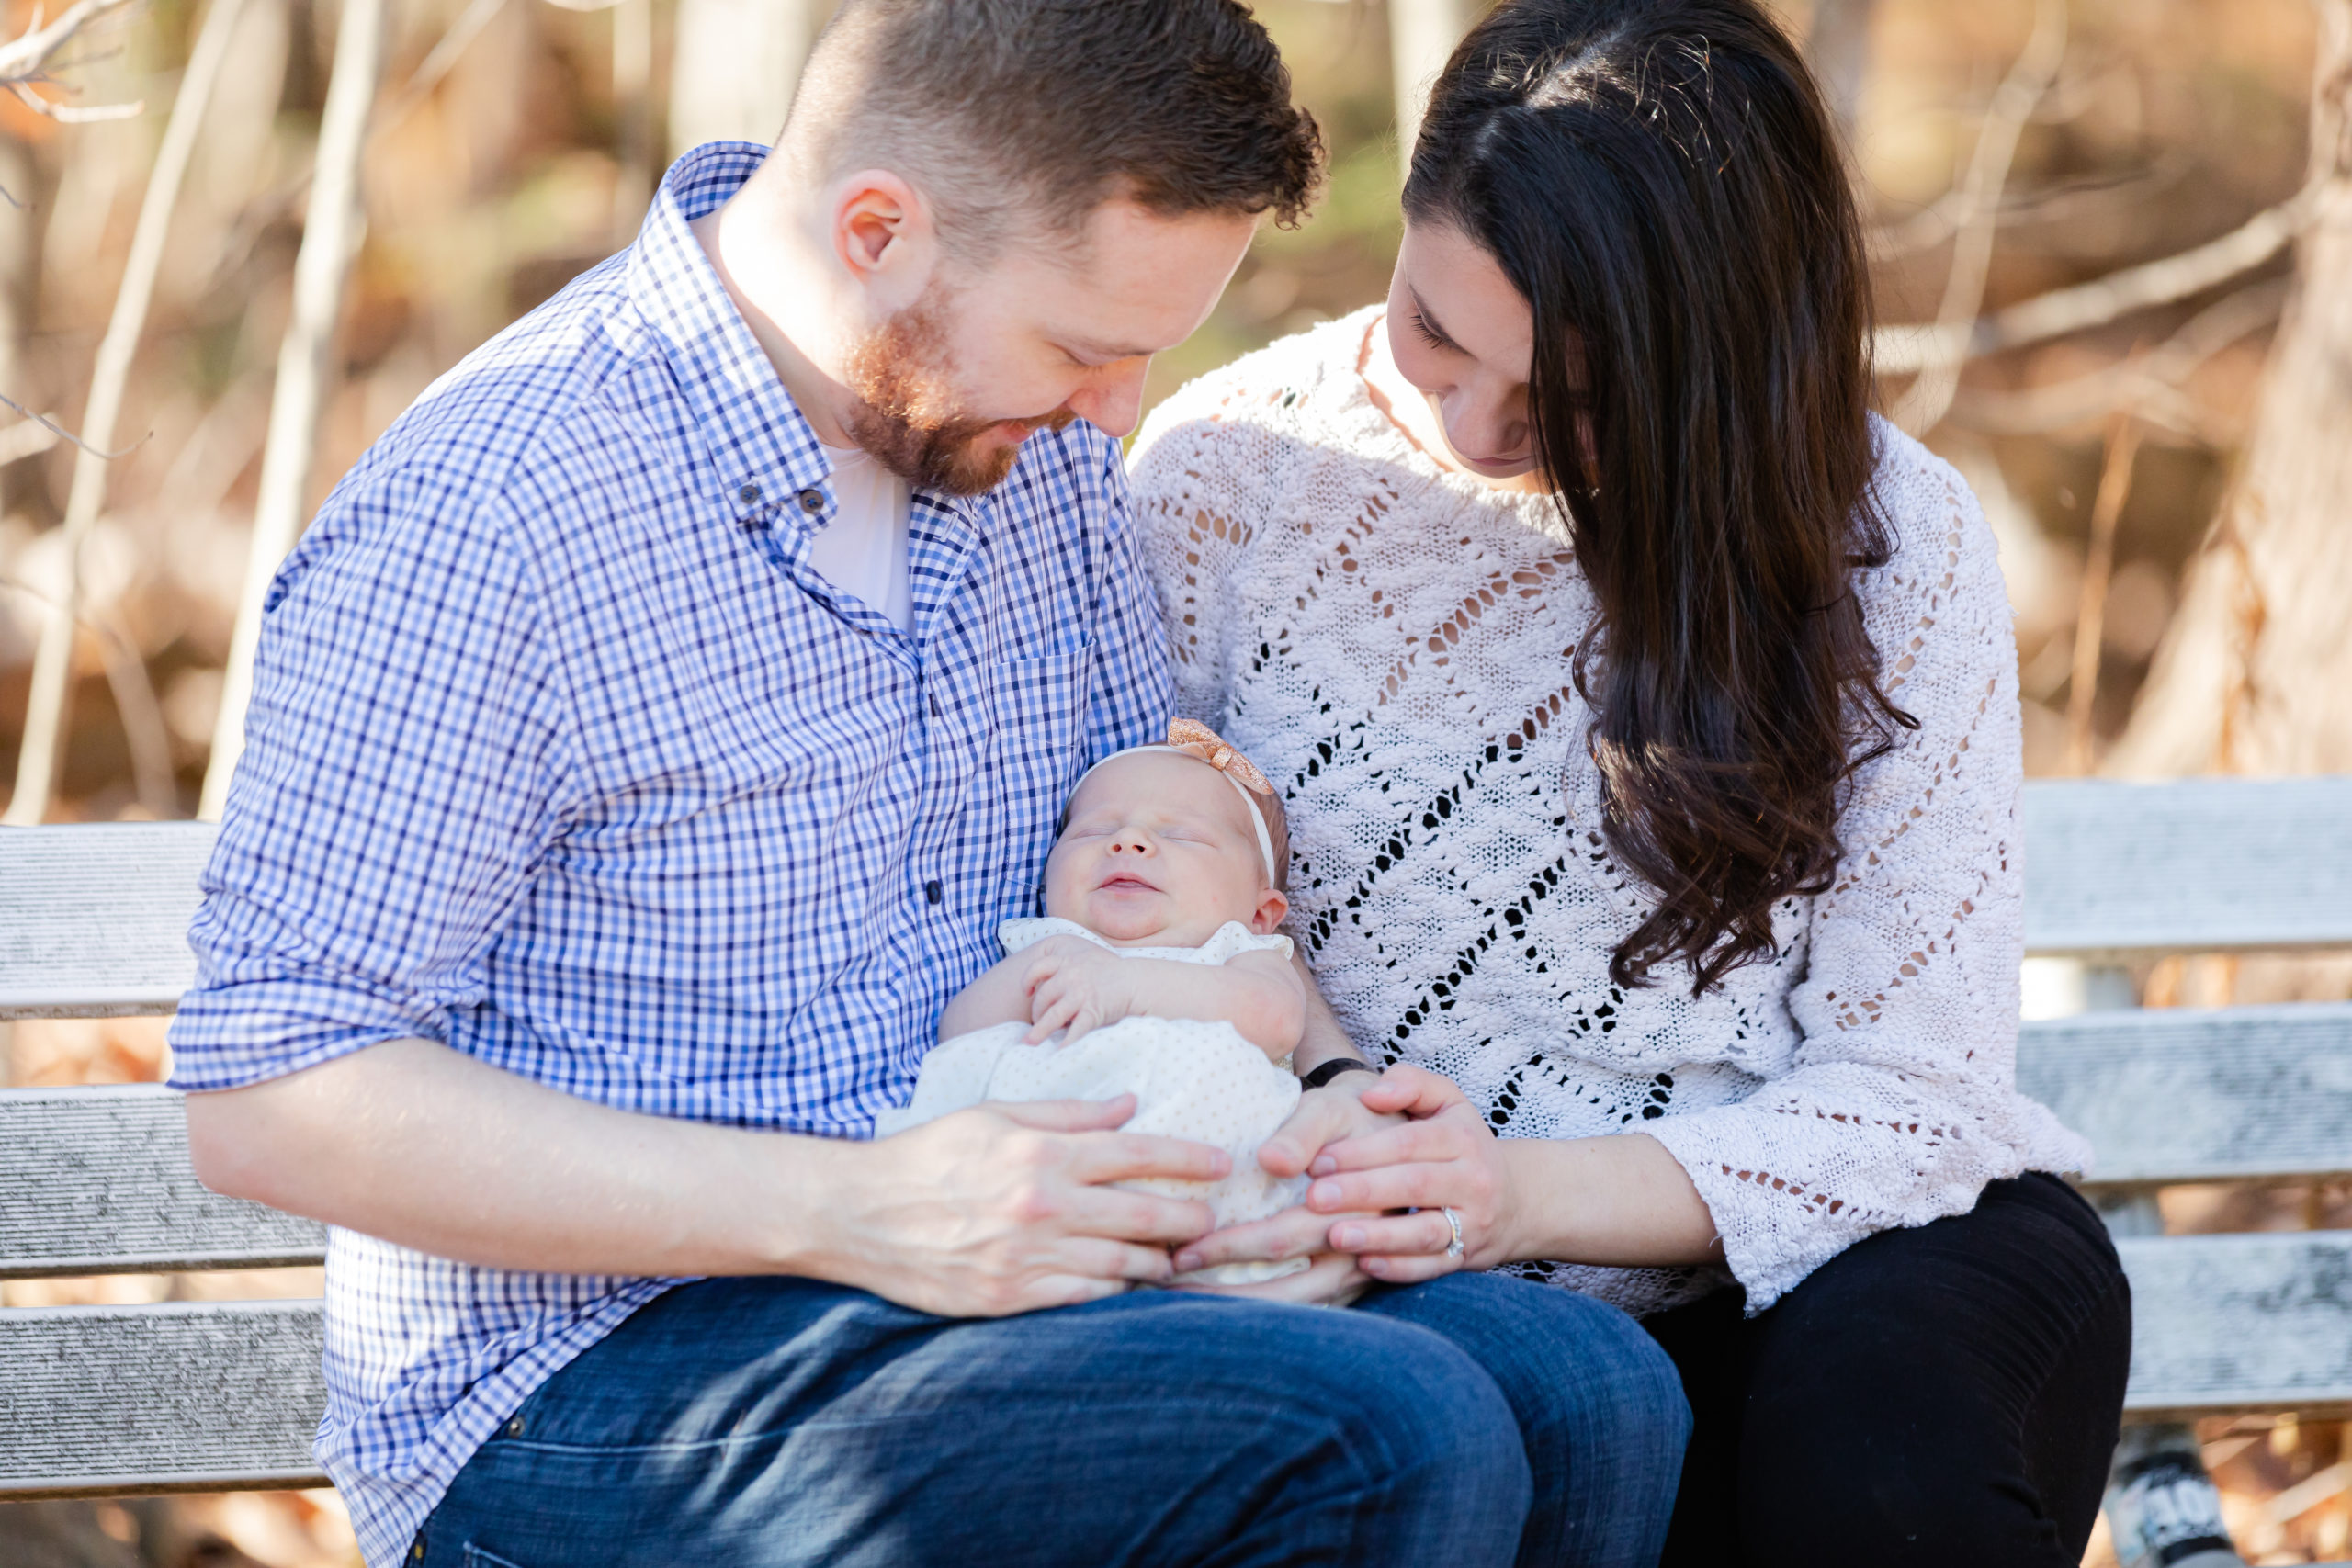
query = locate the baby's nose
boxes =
[1108,829,1155,855]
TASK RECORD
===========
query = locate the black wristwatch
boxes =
[1298,1057,1378,1091]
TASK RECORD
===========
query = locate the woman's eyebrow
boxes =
[1408,287,1464,349]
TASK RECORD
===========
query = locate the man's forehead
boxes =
[999,198,1257,352]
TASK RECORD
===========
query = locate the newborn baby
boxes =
[877,720,1310,1283]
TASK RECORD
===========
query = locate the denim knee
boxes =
[1367,1272,1692,1455]
[1306,1314,1535,1550]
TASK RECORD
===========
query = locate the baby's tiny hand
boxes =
[1024,944,1129,1045]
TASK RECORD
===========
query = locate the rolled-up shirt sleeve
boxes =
[169,467,582,1091]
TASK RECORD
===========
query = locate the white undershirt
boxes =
[808,439,914,631]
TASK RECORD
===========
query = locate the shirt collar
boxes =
[625,141,831,525]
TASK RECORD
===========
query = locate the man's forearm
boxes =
[186,1037,854,1279]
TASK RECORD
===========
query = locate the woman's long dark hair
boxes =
[1405,0,1913,996]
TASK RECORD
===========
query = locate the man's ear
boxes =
[830,168,935,299]
[1250,887,1290,936]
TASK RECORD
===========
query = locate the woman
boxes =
[1130,1,2131,1562]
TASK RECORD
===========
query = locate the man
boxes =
[175,4,1679,1563]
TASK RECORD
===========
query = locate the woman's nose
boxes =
[1444,389,1532,466]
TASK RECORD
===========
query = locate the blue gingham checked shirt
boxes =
[166,143,1172,1566]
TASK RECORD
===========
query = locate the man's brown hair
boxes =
[785,0,1324,256]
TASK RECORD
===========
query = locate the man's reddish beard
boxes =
[841,294,1077,497]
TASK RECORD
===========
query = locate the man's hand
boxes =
[1023,941,1133,1044]
[830,1095,1227,1315]
[185,1039,1237,1313]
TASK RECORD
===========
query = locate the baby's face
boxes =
[1043,750,1287,947]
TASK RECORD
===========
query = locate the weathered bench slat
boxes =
[0,1301,328,1498]
[0,823,215,1019]
[0,1086,326,1279]
[2021,777,2352,956]
[0,1231,2337,1497]
[2120,1232,2352,1421]
[2019,1002,2352,1190]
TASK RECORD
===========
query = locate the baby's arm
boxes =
[1027,947,1306,1059]
[938,936,1102,1041]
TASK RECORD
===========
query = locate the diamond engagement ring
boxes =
[1441,1207,1465,1260]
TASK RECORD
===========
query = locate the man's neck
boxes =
[690,197,859,449]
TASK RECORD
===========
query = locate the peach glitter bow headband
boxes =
[1077,719,1280,883]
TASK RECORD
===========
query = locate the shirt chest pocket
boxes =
[989,645,1096,828]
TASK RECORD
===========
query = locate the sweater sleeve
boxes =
[1643,429,2091,1312]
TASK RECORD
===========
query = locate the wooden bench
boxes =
[5,780,2351,1502]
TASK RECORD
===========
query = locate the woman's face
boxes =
[1384,220,1542,483]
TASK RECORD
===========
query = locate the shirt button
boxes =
[798,488,826,514]
[924,880,944,905]
[929,693,944,719]
[736,481,761,505]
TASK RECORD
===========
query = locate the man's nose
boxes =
[1070,360,1150,440]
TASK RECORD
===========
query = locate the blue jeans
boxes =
[416,1272,1686,1568]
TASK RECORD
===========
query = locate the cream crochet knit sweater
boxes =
[1127,309,2089,1315]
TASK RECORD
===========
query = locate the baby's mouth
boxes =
[1097,873,1159,894]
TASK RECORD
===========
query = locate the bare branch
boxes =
[7,74,140,119]
[1889,0,2067,434]
[1868,160,2186,261]
[203,0,389,818]
[1876,182,2318,375]
[2065,414,2143,775]
[0,389,145,458]
[1945,278,2290,438]
[0,412,57,465]
[196,0,513,304]
[8,0,243,824]
[0,0,143,119]
[0,0,138,80]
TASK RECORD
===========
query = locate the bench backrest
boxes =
[5,779,2352,1495]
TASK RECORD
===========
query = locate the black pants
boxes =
[1644,1173,2132,1568]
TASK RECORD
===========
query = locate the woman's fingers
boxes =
[1306,1160,1449,1215]
[1251,1090,1353,1178]
[1170,1203,1338,1273]
[1179,1250,1370,1307]
[1254,1078,1403,1177]
[1353,1249,1456,1286]
[1327,1209,1456,1257]
[1307,1115,1462,1176]
[1354,1062,1470,1119]
[1053,1236,1182,1287]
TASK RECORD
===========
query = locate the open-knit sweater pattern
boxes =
[1127,309,2090,1315]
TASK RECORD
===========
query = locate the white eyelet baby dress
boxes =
[877,917,1309,1284]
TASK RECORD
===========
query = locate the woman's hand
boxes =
[1167,1071,1402,1302]
[1305,1065,1524,1283]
